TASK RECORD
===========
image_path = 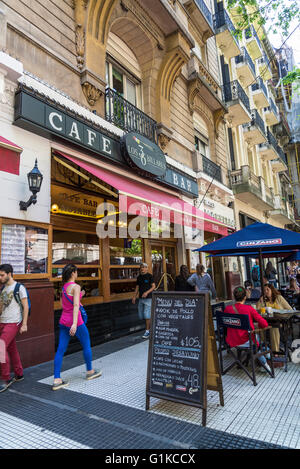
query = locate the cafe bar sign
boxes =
[14,88,198,197]
[121,132,166,178]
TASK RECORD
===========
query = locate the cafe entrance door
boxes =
[151,243,177,291]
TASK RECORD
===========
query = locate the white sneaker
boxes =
[260,363,272,373]
[142,330,150,339]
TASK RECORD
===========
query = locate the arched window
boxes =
[106,32,141,108]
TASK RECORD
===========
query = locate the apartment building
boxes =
[213,0,296,282]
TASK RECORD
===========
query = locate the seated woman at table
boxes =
[256,283,293,353]
[224,286,271,372]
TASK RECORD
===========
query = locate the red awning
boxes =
[55,151,228,236]
[0,136,22,175]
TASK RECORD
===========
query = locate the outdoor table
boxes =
[264,310,300,372]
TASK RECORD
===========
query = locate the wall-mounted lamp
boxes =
[19,159,43,211]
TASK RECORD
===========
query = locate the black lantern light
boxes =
[19,159,43,211]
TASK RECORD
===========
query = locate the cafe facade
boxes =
[0,0,236,367]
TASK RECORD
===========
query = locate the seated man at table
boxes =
[224,286,271,373]
[256,283,293,353]
[244,280,261,301]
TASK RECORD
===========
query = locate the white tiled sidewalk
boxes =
[40,340,300,449]
[0,411,90,449]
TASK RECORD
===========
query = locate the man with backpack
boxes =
[0,264,29,392]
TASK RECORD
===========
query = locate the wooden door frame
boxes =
[150,241,178,291]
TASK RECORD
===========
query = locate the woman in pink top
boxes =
[52,264,102,390]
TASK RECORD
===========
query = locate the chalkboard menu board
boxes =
[146,291,208,411]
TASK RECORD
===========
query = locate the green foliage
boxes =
[226,0,300,39]
[282,67,300,86]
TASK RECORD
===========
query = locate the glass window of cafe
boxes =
[0,219,50,278]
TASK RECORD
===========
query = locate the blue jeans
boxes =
[238,335,269,365]
[138,298,152,320]
[54,324,93,379]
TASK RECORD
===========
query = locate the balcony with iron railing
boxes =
[242,109,266,145]
[235,47,256,87]
[213,5,240,60]
[105,88,158,143]
[195,0,213,27]
[223,80,252,126]
[192,151,223,185]
[257,53,272,80]
[202,154,222,183]
[272,144,288,172]
[258,129,286,164]
[251,77,269,109]
[229,165,274,209]
[263,97,280,126]
[244,25,263,60]
[183,0,214,38]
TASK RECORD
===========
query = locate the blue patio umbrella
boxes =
[279,251,300,263]
[194,222,300,291]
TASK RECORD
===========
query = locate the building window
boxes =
[195,135,209,158]
[1,223,49,275]
[106,61,141,107]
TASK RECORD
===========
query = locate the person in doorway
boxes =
[187,264,217,299]
[175,265,194,292]
[251,260,260,288]
[265,261,277,288]
[224,286,271,373]
[132,263,155,339]
[244,280,261,300]
[256,283,293,353]
[0,264,28,392]
[53,264,102,391]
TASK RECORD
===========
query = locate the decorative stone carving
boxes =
[158,133,170,152]
[75,25,85,70]
[73,0,90,70]
[72,0,89,9]
[80,69,106,107]
[81,81,102,106]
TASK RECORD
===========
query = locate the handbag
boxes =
[62,287,88,324]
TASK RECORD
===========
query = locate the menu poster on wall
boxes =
[1,225,48,274]
[1,224,26,274]
[146,291,211,425]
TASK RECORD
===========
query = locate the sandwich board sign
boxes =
[146,291,224,426]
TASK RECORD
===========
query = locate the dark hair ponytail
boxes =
[62,264,77,284]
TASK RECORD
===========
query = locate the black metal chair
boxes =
[216,311,275,386]
[211,302,225,352]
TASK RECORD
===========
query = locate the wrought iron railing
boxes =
[243,109,265,134]
[202,154,222,183]
[267,128,277,149]
[105,88,158,143]
[269,97,279,118]
[276,145,287,165]
[245,25,262,51]
[235,47,255,76]
[213,8,238,43]
[258,53,271,73]
[223,80,251,114]
[195,0,213,27]
[251,77,268,99]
